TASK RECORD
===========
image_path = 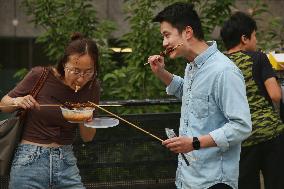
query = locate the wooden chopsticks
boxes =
[0,104,122,108]
[88,101,164,142]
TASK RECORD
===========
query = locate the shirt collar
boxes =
[193,41,218,68]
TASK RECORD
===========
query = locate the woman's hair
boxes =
[56,32,100,78]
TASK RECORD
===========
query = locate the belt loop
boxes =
[59,148,63,159]
[49,151,53,186]
[36,146,42,155]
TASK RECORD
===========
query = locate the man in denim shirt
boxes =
[147,3,252,189]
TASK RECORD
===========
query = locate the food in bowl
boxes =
[63,102,96,109]
[60,106,95,123]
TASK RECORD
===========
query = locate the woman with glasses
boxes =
[1,32,100,189]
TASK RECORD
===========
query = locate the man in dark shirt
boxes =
[221,11,284,189]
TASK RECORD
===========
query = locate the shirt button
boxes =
[186,100,189,105]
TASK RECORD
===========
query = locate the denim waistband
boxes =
[17,143,73,155]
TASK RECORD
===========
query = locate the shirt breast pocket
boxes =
[191,92,209,119]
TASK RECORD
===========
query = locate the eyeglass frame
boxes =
[64,66,95,78]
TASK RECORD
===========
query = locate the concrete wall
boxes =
[0,0,43,37]
[0,0,283,38]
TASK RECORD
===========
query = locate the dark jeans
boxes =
[208,183,232,189]
[239,133,284,189]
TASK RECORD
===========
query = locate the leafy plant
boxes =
[245,0,284,51]
[21,0,116,76]
[263,17,284,52]
[101,0,235,106]
[13,68,28,80]
[197,0,235,40]
[20,0,283,114]
[102,0,167,101]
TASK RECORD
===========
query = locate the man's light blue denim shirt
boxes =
[166,41,252,189]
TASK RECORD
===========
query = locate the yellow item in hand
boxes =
[268,52,284,70]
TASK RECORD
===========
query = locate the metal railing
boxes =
[0,99,181,189]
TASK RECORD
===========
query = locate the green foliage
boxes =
[13,68,29,80]
[197,0,235,40]
[102,0,168,101]
[20,0,283,114]
[246,0,284,51]
[21,0,115,68]
[101,0,235,104]
[261,17,284,51]
[94,21,118,79]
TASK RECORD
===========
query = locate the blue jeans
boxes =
[9,144,85,189]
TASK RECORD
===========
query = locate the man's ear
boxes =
[241,35,248,45]
[184,26,193,40]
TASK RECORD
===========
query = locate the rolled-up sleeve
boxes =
[209,68,252,152]
[166,74,184,99]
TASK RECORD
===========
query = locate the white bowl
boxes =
[60,106,95,123]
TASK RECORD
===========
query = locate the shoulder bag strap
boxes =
[18,67,49,120]
[29,67,49,98]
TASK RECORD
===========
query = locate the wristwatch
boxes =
[192,137,200,150]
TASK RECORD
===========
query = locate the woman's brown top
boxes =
[8,67,100,145]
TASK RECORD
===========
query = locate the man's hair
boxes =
[152,2,204,40]
[220,11,257,50]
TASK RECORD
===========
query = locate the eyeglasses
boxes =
[64,67,94,78]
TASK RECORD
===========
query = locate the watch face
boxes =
[193,137,200,150]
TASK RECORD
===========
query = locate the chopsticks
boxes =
[98,104,122,107]
[0,104,58,108]
[88,101,164,142]
[0,104,122,108]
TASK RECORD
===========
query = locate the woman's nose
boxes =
[76,76,85,83]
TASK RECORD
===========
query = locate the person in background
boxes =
[1,32,100,189]
[221,11,284,189]
[147,3,252,189]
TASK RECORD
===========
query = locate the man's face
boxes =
[244,30,257,51]
[160,21,185,58]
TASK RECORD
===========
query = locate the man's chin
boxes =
[169,53,179,59]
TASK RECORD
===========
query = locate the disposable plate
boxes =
[84,117,119,128]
